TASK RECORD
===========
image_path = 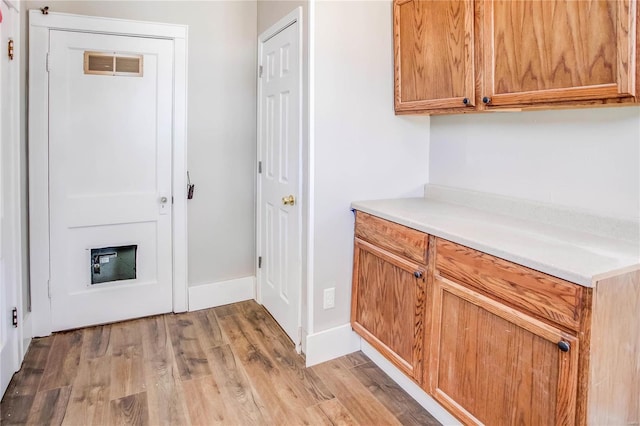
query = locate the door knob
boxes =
[282,195,295,206]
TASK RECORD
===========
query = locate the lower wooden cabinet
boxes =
[351,210,639,425]
[351,237,426,382]
[429,275,579,425]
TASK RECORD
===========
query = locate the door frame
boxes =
[28,11,188,337]
[1,0,25,395]
[256,7,304,351]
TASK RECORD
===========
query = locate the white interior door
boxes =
[48,30,174,331]
[0,0,20,397]
[258,21,301,346]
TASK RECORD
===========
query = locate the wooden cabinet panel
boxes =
[351,238,426,381]
[436,238,583,331]
[394,0,476,112]
[587,271,640,425]
[482,0,637,106]
[355,211,428,265]
[429,276,579,425]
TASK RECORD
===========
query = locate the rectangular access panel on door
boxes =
[91,245,137,284]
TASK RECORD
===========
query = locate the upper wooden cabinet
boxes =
[394,0,639,114]
[394,0,476,111]
[484,0,637,107]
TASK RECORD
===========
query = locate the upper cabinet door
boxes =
[483,0,637,107]
[394,0,476,112]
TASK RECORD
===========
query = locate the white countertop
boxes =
[351,188,640,287]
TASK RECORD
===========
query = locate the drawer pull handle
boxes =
[413,271,423,279]
[557,341,570,352]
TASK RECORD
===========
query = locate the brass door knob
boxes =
[282,195,295,206]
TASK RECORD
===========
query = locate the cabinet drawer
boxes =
[435,238,583,331]
[355,211,428,264]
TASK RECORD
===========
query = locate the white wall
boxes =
[311,0,430,333]
[21,1,257,293]
[430,107,640,221]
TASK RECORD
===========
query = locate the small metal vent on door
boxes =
[91,245,137,285]
[84,51,143,77]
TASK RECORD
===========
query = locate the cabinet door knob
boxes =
[557,341,570,352]
[482,96,491,104]
[413,271,423,278]
[462,97,470,105]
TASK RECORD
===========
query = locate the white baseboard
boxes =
[20,312,33,362]
[305,323,361,367]
[300,328,308,355]
[188,276,255,312]
[361,340,461,426]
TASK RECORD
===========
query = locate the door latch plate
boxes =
[8,39,14,61]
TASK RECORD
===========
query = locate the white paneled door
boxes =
[258,20,301,346]
[48,31,174,331]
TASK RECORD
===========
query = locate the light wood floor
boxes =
[1,301,440,425]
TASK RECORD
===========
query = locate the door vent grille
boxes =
[84,51,143,77]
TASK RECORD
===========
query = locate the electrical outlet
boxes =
[323,287,335,309]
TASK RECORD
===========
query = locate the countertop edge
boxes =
[591,263,640,284]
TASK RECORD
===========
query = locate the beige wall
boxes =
[258,0,306,34]
[20,1,258,297]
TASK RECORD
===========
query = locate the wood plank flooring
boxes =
[1,301,440,426]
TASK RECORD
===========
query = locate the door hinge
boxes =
[258,256,262,268]
[46,52,51,72]
[172,196,174,204]
[47,279,51,298]
[258,161,262,174]
[12,308,18,328]
[259,65,263,78]
[8,39,14,61]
